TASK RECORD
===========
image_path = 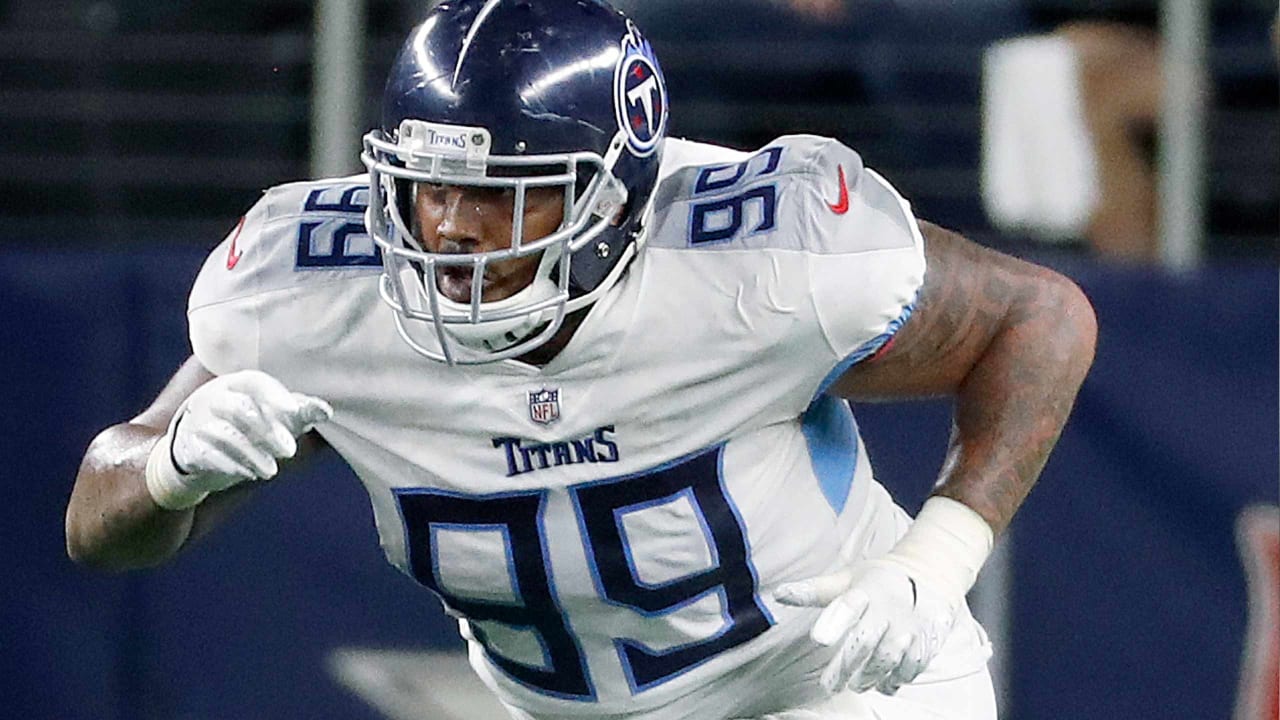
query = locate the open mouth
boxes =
[436,266,476,304]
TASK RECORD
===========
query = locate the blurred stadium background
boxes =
[0,0,1275,718]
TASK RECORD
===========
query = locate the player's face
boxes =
[412,183,565,304]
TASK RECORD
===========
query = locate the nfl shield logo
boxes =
[528,389,561,425]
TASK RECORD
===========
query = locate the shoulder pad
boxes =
[657,137,752,178]
[644,135,920,257]
[188,174,378,313]
[187,174,380,374]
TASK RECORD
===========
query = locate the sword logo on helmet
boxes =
[614,20,667,157]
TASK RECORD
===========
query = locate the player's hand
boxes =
[774,498,993,697]
[145,370,333,510]
[774,557,960,696]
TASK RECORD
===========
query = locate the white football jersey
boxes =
[186,135,990,720]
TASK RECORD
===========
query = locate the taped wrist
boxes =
[884,496,994,601]
[144,412,209,510]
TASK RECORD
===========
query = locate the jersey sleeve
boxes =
[644,135,925,404]
[795,138,926,383]
[185,175,378,376]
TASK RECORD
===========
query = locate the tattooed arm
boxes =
[771,222,1095,694]
[829,221,1097,534]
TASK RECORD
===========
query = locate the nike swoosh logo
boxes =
[225,216,246,270]
[828,164,850,215]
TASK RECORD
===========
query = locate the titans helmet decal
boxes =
[613,20,667,158]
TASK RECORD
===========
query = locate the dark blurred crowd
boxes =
[0,0,1275,262]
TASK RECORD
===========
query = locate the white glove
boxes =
[775,556,960,695]
[774,497,994,696]
[145,370,333,510]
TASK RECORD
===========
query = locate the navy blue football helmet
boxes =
[362,0,668,364]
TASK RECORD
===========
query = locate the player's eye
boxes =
[479,186,515,202]
[416,182,447,202]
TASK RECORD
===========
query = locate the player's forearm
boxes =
[933,275,1097,535]
[66,423,195,570]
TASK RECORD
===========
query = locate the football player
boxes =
[66,1,1096,718]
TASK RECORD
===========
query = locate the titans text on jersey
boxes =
[493,425,621,477]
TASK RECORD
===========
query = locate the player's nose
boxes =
[435,188,489,249]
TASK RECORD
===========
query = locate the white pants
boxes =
[747,667,998,720]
